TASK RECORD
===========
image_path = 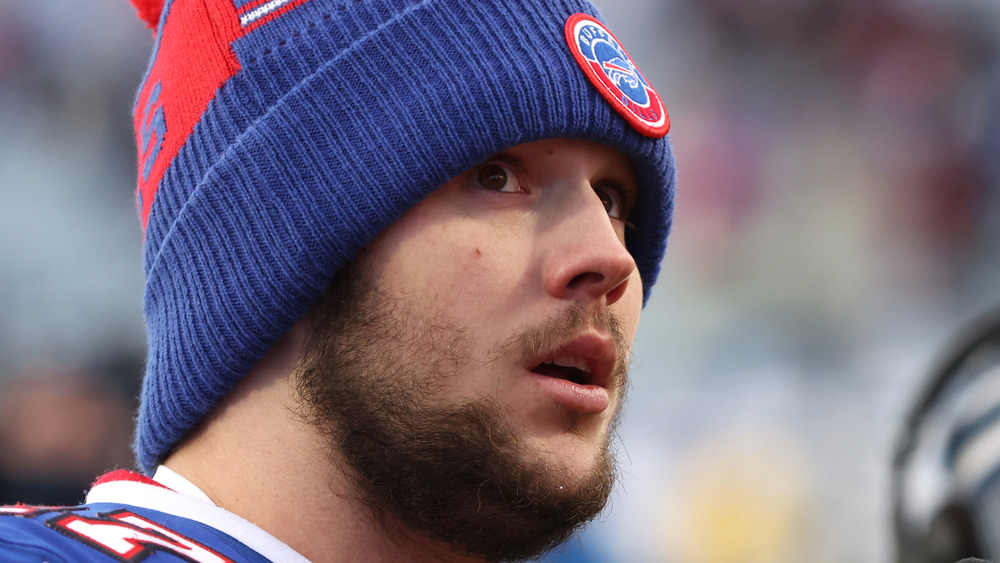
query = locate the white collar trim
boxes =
[152,465,216,505]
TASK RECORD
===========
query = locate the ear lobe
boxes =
[130,0,164,30]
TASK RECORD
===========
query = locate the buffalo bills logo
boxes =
[564,13,669,138]
[602,57,640,90]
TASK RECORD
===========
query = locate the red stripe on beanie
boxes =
[133,0,244,230]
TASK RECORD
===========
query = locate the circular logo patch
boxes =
[564,13,669,138]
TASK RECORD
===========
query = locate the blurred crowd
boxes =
[0,362,137,506]
[585,1,1000,561]
[1,0,999,562]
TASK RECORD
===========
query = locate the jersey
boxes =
[0,470,309,563]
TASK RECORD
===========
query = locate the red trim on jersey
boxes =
[0,505,60,518]
[93,470,172,491]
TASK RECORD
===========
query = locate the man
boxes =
[0,0,675,561]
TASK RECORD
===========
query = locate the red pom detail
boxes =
[130,0,164,29]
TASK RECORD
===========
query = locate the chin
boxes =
[524,426,617,487]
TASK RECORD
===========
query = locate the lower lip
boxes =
[528,372,610,413]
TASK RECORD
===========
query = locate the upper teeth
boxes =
[552,356,589,372]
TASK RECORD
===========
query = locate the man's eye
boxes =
[594,183,625,220]
[475,163,520,193]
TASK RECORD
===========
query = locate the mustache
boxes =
[491,302,632,388]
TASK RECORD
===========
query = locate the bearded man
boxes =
[0,0,675,561]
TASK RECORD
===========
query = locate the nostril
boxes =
[564,270,630,305]
[604,276,629,305]
[567,272,605,290]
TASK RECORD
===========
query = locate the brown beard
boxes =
[295,257,627,562]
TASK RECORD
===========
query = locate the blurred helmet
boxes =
[894,306,1000,563]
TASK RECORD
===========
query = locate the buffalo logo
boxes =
[602,57,640,90]
[564,13,669,138]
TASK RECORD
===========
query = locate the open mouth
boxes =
[531,357,592,386]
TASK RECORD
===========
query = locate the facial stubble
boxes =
[295,260,630,562]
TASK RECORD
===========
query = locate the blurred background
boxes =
[1,0,999,561]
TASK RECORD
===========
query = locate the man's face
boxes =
[298,137,644,560]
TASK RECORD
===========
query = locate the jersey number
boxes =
[47,510,233,563]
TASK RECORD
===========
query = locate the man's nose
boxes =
[541,189,638,307]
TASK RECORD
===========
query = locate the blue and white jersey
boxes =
[0,470,309,562]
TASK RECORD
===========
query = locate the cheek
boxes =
[375,216,530,313]
[438,235,531,316]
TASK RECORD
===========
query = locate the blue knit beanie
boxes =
[130,0,676,474]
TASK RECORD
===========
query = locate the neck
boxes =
[163,324,483,563]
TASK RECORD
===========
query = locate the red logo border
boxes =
[564,13,670,138]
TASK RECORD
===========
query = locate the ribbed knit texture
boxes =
[132,0,676,474]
